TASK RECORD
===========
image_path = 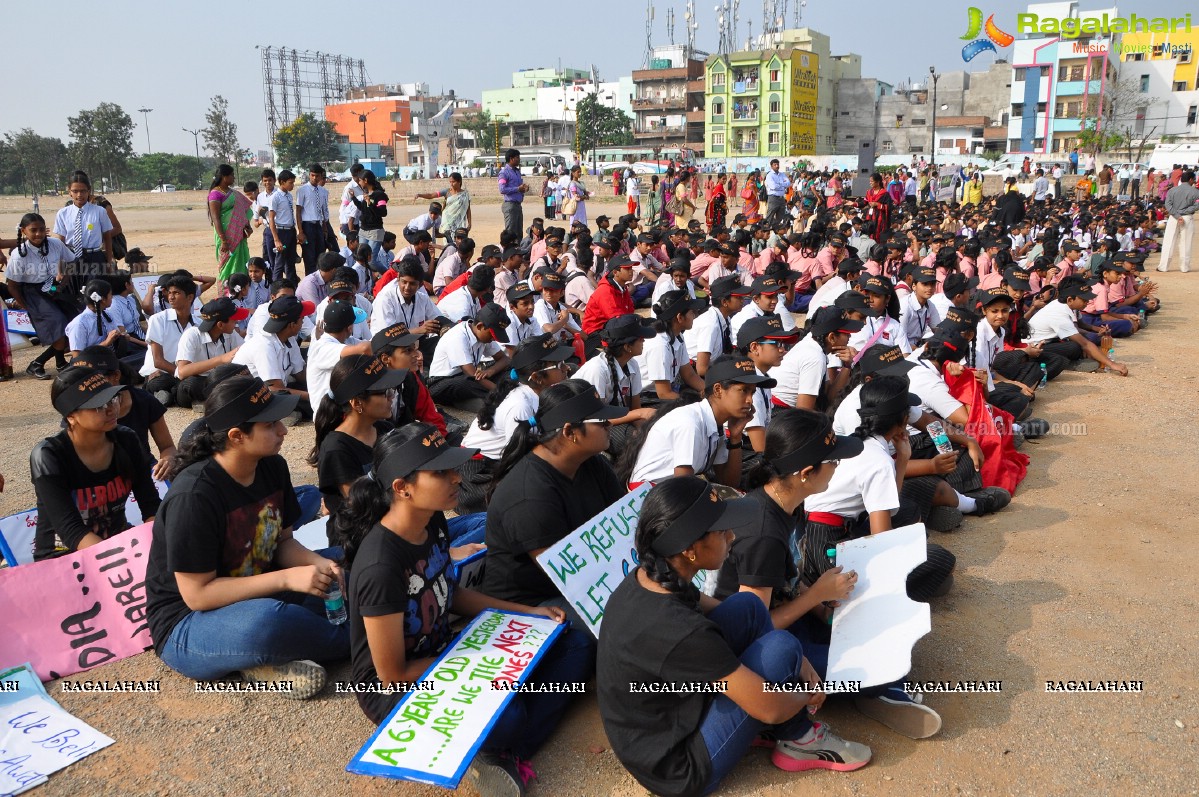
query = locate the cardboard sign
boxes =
[347,610,564,788]
[0,525,153,682]
[824,523,932,688]
[0,480,165,568]
[5,309,35,335]
[131,275,160,303]
[0,663,114,795]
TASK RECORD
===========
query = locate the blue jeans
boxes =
[446,512,486,546]
[482,603,594,760]
[159,547,351,681]
[700,593,812,794]
[294,485,322,527]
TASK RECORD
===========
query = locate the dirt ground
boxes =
[1,187,1196,797]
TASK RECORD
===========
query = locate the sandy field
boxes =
[1,186,1196,797]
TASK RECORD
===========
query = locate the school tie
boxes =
[71,208,84,257]
[719,315,732,354]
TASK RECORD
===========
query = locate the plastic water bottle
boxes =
[1038,363,1048,390]
[927,420,954,455]
[1138,309,1146,328]
[324,581,347,625]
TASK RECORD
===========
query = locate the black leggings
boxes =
[987,382,1032,421]
[993,349,1068,382]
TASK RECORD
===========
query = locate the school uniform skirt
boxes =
[605,422,637,461]
[910,433,984,494]
[991,350,1046,387]
[801,510,956,603]
[18,287,70,343]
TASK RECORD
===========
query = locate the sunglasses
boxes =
[365,387,397,399]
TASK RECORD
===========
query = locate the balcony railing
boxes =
[633,96,687,109]
[732,79,760,94]
[731,111,759,123]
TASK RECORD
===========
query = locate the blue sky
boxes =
[2,0,1181,154]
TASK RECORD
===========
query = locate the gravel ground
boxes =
[1,189,1196,796]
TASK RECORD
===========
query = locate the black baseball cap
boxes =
[537,382,628,431]
[655,289,708,320]
[979,287,1015,306]
[594,237,616,252]
[858,344,916,376]
[769,425,865,477]
[636,233,656,244]
[70,346,120,374]
[649,477,762,557]
[710,274,750,300]
[541,272,566,291]
[737,313,798,348]
[1061,241,1082,253]
[545,236,563,247]
[858,274,892,295]
[827,233,847,246]
[607,254,635,273]
[833,291,870,313]
[1003,267,1032,290]
[837,259,863,276]
[668,258,692,275]
[501,247,523,261]
[1061,284,1097,301]
[809,306,864,339]
[375,425,478,486]
[506,281,536,303]
[264,296,316,333]
[509,334,574,371]
[603,314,656,345]
[327,272,356,295]
[331,355,407,403]
[1099,261,1126,274]
[476,302,511,342]
[750,276,783,296]
[205,377,300,433]
[939,306,981,334]
[124,248,152,265]
[912,267,938,284]
[53,367,125,416]
[705,355,777,390]
[323,301,367,333]
[942,272,976,297]
[371,323,422,354]
[199,297,251,333]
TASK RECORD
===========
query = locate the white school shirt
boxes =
[269,190,296,227]
[339,183,363,226]
[315,295,372,341]
[140,309,197,376]
[746,366,774,432]
[972,320,1004,391]
[245,302,316,341]
[904,353,965,421]
[532,298,580,344]
[295,182,329,223]
[306,332,359,407]
[437,288,481,323]
[371,283,440,335]
[803,435,899,519]
[628,249,663,287]
[174,326,240,378]
[256,188,277,226]
[849,315,910,356]
[634,332,689,394]
[630,399,728,484]
[65,307,122,352]
[730,300,796,343]
[462,384,539,460]
[505,312,539,349]
[406,212,441,238]
[53,202,112,255]
[653,273,695,305]
[770,334,827,407]
[684,307,732,361]
[563,266,596,309]
[428,322,501,379]
[1026,300,1079,345]
[232,332,305,384]
[575,351,643,407]
[807,275,847,315]
[4,238,72,284]
[834,385,923,437]
[898,293,939,347]
[929,292,955,320]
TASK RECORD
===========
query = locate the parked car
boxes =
[150,184,176,193]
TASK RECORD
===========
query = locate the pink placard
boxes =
[0,524,152,682]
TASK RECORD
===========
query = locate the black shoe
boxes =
[966,487,1012,515]
[26,362,52,381]
[1020,418,1050,439]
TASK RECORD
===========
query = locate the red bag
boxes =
[943,366,1029,495]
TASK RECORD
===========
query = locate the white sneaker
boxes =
[771,721,871,772]
[854,687,943,739]
[240,659,327,700]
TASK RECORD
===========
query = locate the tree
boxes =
[67,102,134,191]
[1076,118,1125,156]
[3,129,69,195]
[457,109,492,150]
[202,95,248,172]
[1078,76,1159,155]
[127,153,212,190]
[575,95,634,156]
[273,113,342,170]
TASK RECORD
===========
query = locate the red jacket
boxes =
[582,273,635,334]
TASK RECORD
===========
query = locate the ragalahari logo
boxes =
[961,7,1015,62]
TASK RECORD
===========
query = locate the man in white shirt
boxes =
[683,275,747,375]
[338,164,364,239]
[305,301,373,409]
[296,164,330,276]
[1025,284,1127,375]
[427,302,512,410]
[437,267,494,324]
[770,306,860,410]
[897,267,941,348]
[174,297,247,409]
[140,275,199,405]
[629,233,665,306]
[763,158,791,227]
[532,272,582,346]
[255,169,278,260]
[233,295,315,411]
[1032,169,1050,206]
[432,237,473,296]
[626,172,641,218]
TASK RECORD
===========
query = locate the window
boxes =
[840,110,850,116]
[911,145,924,153]
[1055,101,1065,116]
[712,72,726,87]
[972,128,984,137]
[1071,65,1085,80]
[1009,138,1022,150]
[1129,53,1144,62]
[895,114,904,126]
[769,68,781,83]
[768,132,780,145]
[1188,105,1198,125]
[912,118,926,126]
[1174,81,1189,91]
[1052,138,1062,152]
[1035,102,1046,114]
[1015,68,1026,82]
[713,101,724,117]
[1059,66,1070,81]
[1012,103,1024,117]
[939,138,954,148]
[1039,66,1050,77]
[769,98,780,114]
[1140,74,1150,92]
[882,141,894,151]
[1181,50,1192,64]
[846,134,856,139]
[712,132,725,145]
[1033,137,1044,150]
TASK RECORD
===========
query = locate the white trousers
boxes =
[1158,216,1194,272]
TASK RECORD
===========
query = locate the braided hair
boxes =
[15,213,49,258]
[852,374,911,440]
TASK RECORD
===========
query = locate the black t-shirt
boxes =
[146,455,300,653]
[317,422,392,520]
[348,516,455,724]
[30,428,159,560]
[597,572,743,797]
[121,387,168,463]
[483,453,624,605]
[714,487,800,601]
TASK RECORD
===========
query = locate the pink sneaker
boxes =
[771,721,872,773]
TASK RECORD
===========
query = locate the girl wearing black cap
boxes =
[146,376,348,698]
[848,275,907,357]
[309,355,404,539]
[718,408,944,739]
[457,335,573,512]
[31,368,161,560]
[335,423,577,796]
[575,315,658,457]
[598,476,872,796]
[637,289,707,403]
[801,375,958,602]
[371,323,449,438]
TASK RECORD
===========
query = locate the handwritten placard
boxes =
[131,275,160,303]
[5,309,35,335]
[347,610,564,788]
[0,525,153,682]
[0,663,114,794]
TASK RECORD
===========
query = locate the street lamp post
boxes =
[137,107,153,154]
[356,106,378,163]
[182,127,202,189]
[928,67,940,171]
[493,113,510,161]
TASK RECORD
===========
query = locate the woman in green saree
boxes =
[207,164,253,290]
